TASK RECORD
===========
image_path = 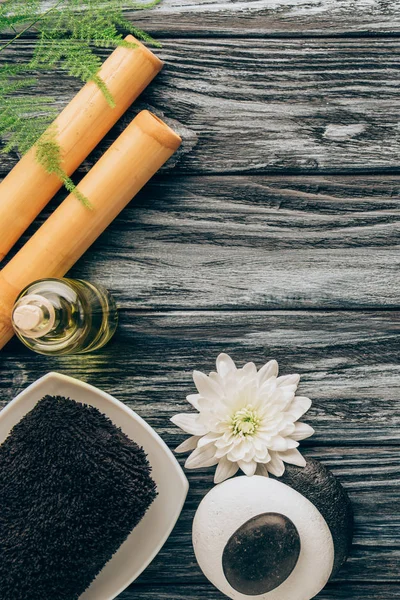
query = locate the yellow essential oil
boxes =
[12,278,118,355]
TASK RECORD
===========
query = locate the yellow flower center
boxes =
[231,405,260,437]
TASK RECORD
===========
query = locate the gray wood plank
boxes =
[2,175,399,310]
[126,0,400,37]
[119,583,400,600]
[1,362,399,584]
[0,39,399,174]
[1,312,399,587]
[1,310,399,444]
[1,13,398,600]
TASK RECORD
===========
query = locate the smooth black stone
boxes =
[222,512,300,596]
[274,458,354,578]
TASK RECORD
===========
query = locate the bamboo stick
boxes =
[0,35,163,262]
[0,110,181,349]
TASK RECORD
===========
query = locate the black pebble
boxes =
[222,512,301,595]
[274,458,354,578]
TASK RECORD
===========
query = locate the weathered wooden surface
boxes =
[2,175,399,309]
[2,311,400,445]
[1,314,399,591]
[1,39,400,174]
[119,583,400,600]
[1,2,399,599]
[70,175,400,310]
[129,0,400,36]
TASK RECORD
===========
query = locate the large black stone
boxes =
[222,512,301,595]
[274,458,354,578]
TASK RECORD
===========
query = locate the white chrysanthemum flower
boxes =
[171,353,314,484]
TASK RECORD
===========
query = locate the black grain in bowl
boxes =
[0,393,157,600]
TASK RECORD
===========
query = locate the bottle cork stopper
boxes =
[13,305,43,331]
[12,294,56,339]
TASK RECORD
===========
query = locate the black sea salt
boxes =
[0,395,157,600]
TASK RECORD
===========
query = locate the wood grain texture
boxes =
[0,313,399,589]
[1,310,399,443]
[118,583,400,600]
[1,9,399,599]
[2,175,398,310]
[126,0,400,37]
[0,39,399,175]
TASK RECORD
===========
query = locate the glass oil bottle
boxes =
[12,278,118,355]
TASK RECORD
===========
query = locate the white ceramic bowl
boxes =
[0,372,189,600]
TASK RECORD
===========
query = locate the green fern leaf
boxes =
[0,96,56,154]
[36,125,92,209]
[0,0,162,206]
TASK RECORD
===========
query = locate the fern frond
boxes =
[115,21,161,48]
[0,0,41,28]
[36,126,92,209]
[0,96,56,154]
[125,0,163,9]
[0,0,162,205]
[91,74,116,107]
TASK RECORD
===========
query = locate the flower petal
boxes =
[258,360,279,385]
[193,370,223,399]
[171,413,209,436]
[196,396,215,411]
[238,460,257,477]
[215,447,230,459]
[279,448,307,468]
[209,372,224,386]
[197,432,221,447]
[279,422,296,437]
[276,374,300,388]
[265,388,295,412]
[214,457,239,484]
[241,362,257,376]
[254,447,271,462]
[269,436,289,452]
[175,436,201,453]
[266,452,285,477]
[215,434,233,450]
[185,444,219,469]
[216,353,237,377]
[286,396,312,421]
[186,394,201,410]
[286,438,300,449]
[227,441,252,462]
[258,378,276,399]
[292,422,315,441]
[256,463,270,477]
